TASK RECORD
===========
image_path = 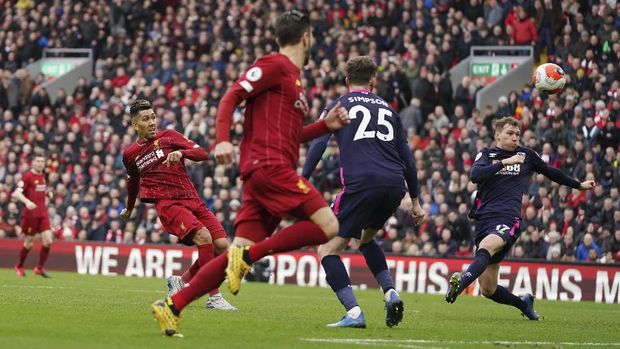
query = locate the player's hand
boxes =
[25,201,37,210]
[502,154,525,166]
[578,180,595,191]
[163,150,183,167]
[411,199,425,226]
[324,102,350,131]
[215,141,234,165]
[120,208,132,222]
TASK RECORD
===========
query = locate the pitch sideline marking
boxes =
[1,284,161,293]
[301,338,620,347]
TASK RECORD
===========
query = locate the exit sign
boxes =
[41,62,75,77]
[470,63,517,77]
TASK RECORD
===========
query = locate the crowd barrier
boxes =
[1,239,618,304]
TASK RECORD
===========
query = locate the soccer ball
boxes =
[533,63,566,95]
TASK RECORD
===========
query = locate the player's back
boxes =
[332,90,408,193]
[239,53,308,177]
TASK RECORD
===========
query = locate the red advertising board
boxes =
[1,239,619,304]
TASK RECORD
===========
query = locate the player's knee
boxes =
[213,237,229,255]
[42,232,53,246]
[192,228,212,245]
[317,243,337,259]
[24,241,33,249]
[480,284,497,298]
[321,215,339,239]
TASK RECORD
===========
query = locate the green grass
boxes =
[1,269,619,349]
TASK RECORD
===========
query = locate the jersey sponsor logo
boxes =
[493,160,521,176]
[296,179,310,194]
[136,150,166,171]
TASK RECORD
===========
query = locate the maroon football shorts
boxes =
[156,198,227,245]
[234,165,328,242]
[21,215,51,235]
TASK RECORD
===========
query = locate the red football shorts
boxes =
[156,198,227,245]
[21,215,51,235]
[234,165,327,242]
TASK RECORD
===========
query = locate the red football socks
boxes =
[248,221,329,262]
[181,260,199,284]
[17,246,30,267]
[37,246,50,268]
[171,252,228,311]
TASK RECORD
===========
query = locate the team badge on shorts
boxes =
[297,179,310,194]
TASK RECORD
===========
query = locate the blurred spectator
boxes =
[576,233,602,261]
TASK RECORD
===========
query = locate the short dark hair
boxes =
[275,10,310,47]
[32,151,46,160]
[129,99,152,119]
[493,117,520,134]
[345,56,377,85]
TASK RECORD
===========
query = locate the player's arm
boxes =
[470,148,505,183]
[164,130,208,165]
[300,101,349,143]
[301,102,340,178]
[302,133,330,179]
[395,119,424,225]
[121,153,140,222]
[214,59,281,164]
[12,179,36,210]
[530,150,595,191]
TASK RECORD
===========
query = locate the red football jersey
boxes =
[216,53,311,177]
[123,129,208,205]
[17,170,47,218]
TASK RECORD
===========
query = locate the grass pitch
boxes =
[1,269,619,349]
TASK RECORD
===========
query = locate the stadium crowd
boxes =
[0,0,619,264]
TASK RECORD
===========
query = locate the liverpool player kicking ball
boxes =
[122,99,235,311]
[151,10,350,337]
[445,117,596,320]
[14,153,53,278]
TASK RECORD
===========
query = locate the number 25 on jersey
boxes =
[348,106,394,142]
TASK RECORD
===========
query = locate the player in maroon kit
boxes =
[151,10,350,337]
[122,99,236,311]
[14,153,53,278]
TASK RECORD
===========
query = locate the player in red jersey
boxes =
[151,10,350,337]
[13,153,53,278]
[122,99,236,310]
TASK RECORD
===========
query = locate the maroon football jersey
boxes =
[17,170,47,218]
[216,53,310,177]
[123,129,208,203]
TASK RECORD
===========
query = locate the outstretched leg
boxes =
[446,234,504,303]
[479,264,539,320]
